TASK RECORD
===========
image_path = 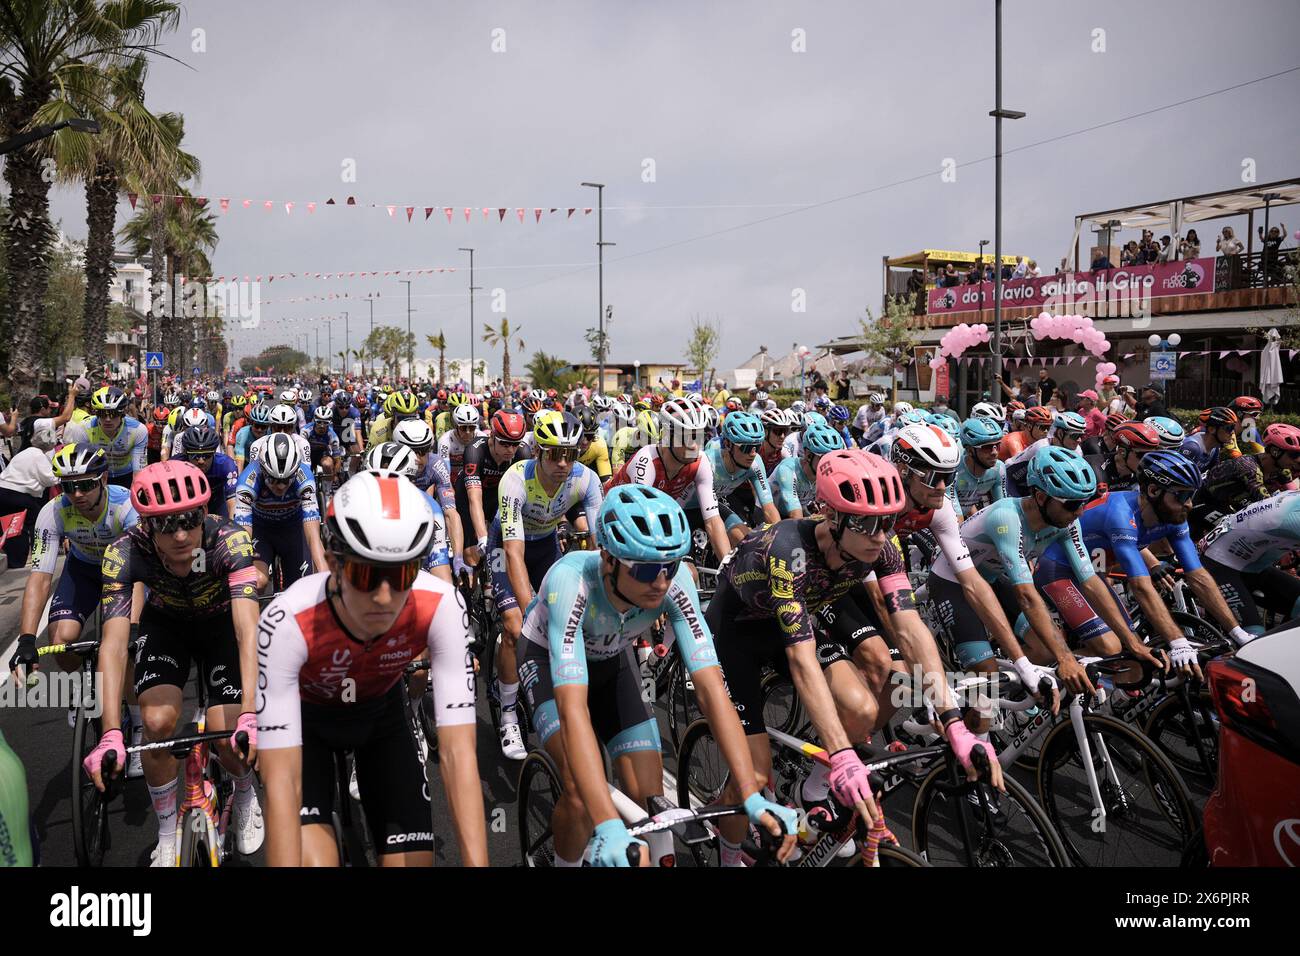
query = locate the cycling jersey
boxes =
[780,431,802,460]
[932,496,1093,587]
[1043,489,1201,578]
[610,426,647,470]
[413,453,457,515]
[0,730,33,867]
[437,427,485,483]
[455,437,526,525]
[711,517,914,648]
[331,406,361,447]
[256,572,477,750]
[29,484,138,573]
[607,445,719,522]
[769,456,816,516]
[497,459,603,542]
[62,415,147,478]
[101,516,260,620]
[232,461,321,525]
[895,492,972,573]
[520,550,717,680]
[1179,433,1219,473]
[433,410,453,441]
[953,455,1007,513]
[203,453,241,514]
[304,424,342,468]
[996,429,1030,463]
[699,441,773,508]
[757,441,784,477]
[166,412,218,457]
[578,436,612,481]
[232,424,265,463]
[1198,490,1300,572]
[368,414,394,447]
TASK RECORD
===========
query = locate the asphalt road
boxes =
[0,560,1210,867]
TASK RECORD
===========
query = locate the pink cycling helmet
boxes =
[815,449,905,516]
[131,460,211,516]
[1263,422,1300,454]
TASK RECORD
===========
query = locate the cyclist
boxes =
[180,426,239,519]
[610,408,658,471]
[62,386,148,488]
[953,416,1006,517]
[433,391,468,440]
[165,406,216,460]
[369,391,418,447]
[1230,395,1263,450]
[145,405,171,465]
[489,410,603,760]
[205,389,223,428]
[0,730,33,866]
[1005,409,1084,495]
[755,407,791,476]
[1256,423,1300,492]
[456,409,528,575]
[257,472,486,866]
[233,433,327,591]
[364,442,453,582]
[703,411,780,543]
[232,403,271,470]
[221,394,247,443]
[438,402,484,484]
[329,388,365,467]
[770,421,845,519]
[1198,488,1300,636]
[305,406,343,485]
[81,461,263,866]
[709,449,1002,865]
[1041,450,1252,664]
[576,407,612,481]
[1181,406,1239,473]
[252,404,312,466]
[997,403,1047,463]
[851,392,888,445]
[519,485,796,866]
[607,399,732,565]
[1099,420,1162,492]
[1146,415,1185,451]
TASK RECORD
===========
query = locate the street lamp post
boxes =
[633,360,641,392]
[458,248,481,392]
[399,280,413,381]
[342,311,349,378]
[0,115,99,155]
[581,182,615,394]
[978,238,989,403]
[989,0,1026,383]
[364,294,377,377]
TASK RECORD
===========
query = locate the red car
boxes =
[1203,627,1300,866]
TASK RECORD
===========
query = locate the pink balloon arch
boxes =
[932,312,1119,389]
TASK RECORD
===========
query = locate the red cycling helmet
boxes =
[1263,422,1300,454]
[1199,406,1238,429]
[1111,421,1161,452]
[1231,395,1263,417]
[1007,400,1026,413]
[151,406,170,423]
[1104,411,1131,433]
[491,410,527,442]
[1024,406,1054,427]
[815,449,905,517]
[131,460,211,516]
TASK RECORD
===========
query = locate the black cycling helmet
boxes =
[181,425,220,455]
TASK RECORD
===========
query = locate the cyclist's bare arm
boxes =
[784,638,855,753]
[955,566,1021,662]
[436,724,488,865]
[556,684,621,825]
[18,571,53,637]
[260,747,304,867]
[505,539,532,607]
[705,514,731,562]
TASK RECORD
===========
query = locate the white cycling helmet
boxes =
[365,441,419,478]
[298,388,315,404]
[528,388,547,403]
[612,402,635,429]
[971,401,1005,421]
[591,394,612,412]
[325,471,434,564]
[754,390,770,403]
[868,392,886,406]
[789,400,807,414]
[279,388,298,404]
[703,405,720,429]
[786,409,806,429]
[893,401,914,416]
[1051,411,1087,437]
[452,404,481,428]
[393,418,435,453]
[891,423,962,472]
[313,406,333,423]
[205,390,221,403]
[658,398,708,437]
[268,403,297,427]
[260,432,302,480]
[758,407,790,429]
[181,407,208,430]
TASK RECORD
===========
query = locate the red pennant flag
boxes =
[242,199,252,209]
[498,208,507,221]
[444,206,453,223]
[195,197,208,208]
[151,194,163,205]
[567,208,575,218]
[346,196,356,205]
[464,207,472,222]
[268,275,275,283]
[306,202,316,214]
[405,206,414,221]
[583,207,592,215]
[534,208,543,223]
[483,207,491,221]
[516,208,525,223]
[263,200,273,211]
[127,193,138,209]
[386,205,396,217]
[424,207,434,220]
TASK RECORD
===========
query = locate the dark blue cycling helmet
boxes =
[1138,449,1202,492]
[829,404,850,423]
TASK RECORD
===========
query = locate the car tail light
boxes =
[1208,658,1300,762]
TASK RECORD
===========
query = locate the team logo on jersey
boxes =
[101,540,127,580]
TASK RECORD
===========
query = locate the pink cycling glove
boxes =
[945,719,996,771]
[828,748,874,807]
[231,712,258,754]
[83,727,124,781]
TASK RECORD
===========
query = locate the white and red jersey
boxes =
[607,443,719,521]
[256,571,476,749]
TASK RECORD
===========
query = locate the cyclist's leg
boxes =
[599,646,663,806]
[1244,567,1300,626]
[249,519,275,592]
[133,607,191,852]
[299,704,343,866]
[47,557,99,672]
[1201,556,1264,634]
[1035,557,1124,658]
[353,686,435,866]
[929,572,1002,673]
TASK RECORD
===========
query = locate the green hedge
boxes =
[1167,408,1300,429]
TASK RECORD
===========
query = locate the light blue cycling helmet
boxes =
[925,413,961,440]
[597,485,691,561]
[1051,411,1087,437]
[804,411,828,428]
[897,410,928,428]
[248,403,273,425]
[721,411,765,446]
[1146,416,1186,450]
[802,422,846,456]
[1027,445,1097,500]
[960,416,1004,447]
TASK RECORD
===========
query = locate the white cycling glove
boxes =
[1167,638,1198,670]
[1013,656,1057,698]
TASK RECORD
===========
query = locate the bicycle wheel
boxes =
[666,652,701,753]
[673,718,734,867]
[71,707,111,868]
[178,809,215,867]
[846,841,931,867]
[1143,689,1218,781]
[517,749,563,867]
[759,669,803,737]
[911,759,1071,867]
[1035,712,1196,867]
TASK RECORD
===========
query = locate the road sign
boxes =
[144,352,164,370]
[1149,351,1177,381]
[192,366,200,374]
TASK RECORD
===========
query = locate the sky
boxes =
[43,0,1300,376]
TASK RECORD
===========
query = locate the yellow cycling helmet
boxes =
[448,391,470,407]
[533,410,582,448]
[167,407,184,429]
[386,391,418,416]
[52,442,109,479]
[91,386,129,413]
[635,410,660,444]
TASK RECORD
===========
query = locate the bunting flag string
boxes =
[119,191,597,223]
[186,265,459,283]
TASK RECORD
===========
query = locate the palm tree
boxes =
[167,194,218,368]
[0,0,181,404]
[482,317,523,391]
[525,351,570,390]
[426,331,447,384]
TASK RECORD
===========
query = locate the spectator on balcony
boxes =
[1259,222,1288,284]
[1090,249,1114,271]
[1000,260,1015,281]
[1120,241,1142,267]
[907,269,925,313]
[966,261,983,285]
[1179,229,1201,260]
[984,262,996,283]
[941,263,960,287]
[1156,235,1174,263]
[1012,256,1028,280]
[1026,259,1041,279]
[1217,226,1245,288]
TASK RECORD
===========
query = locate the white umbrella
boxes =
[1260,328,1284,405]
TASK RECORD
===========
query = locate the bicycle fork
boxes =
[1067,696,1125,827]
[177,717,222,867]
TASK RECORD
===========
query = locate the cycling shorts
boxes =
[132,605,242,701]
[1033,556,1133,647]
[926,573,1024,669]
[487,526,560,615]
[518,642,659,758]
[49,556,103,627]
[299,684,433,856]
[251,517,309,589]
[1201,556,1300,634]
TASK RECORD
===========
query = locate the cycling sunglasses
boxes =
[842,512,897,536]
[98,411,124,421]
[909,466,956,489]
[340,557,421,592]
[185,452,214,465]
[249,423,268,432]
[62,477,102,495]
[493,437,522,448]
[619,558,681,583]
[766,426,791,436]
[1050,496,1087,514]
[733,443,761,455]
[540,447,579,464]
[271,424,297,433]
[145,508,206,535]
[1162,486,1197,504]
